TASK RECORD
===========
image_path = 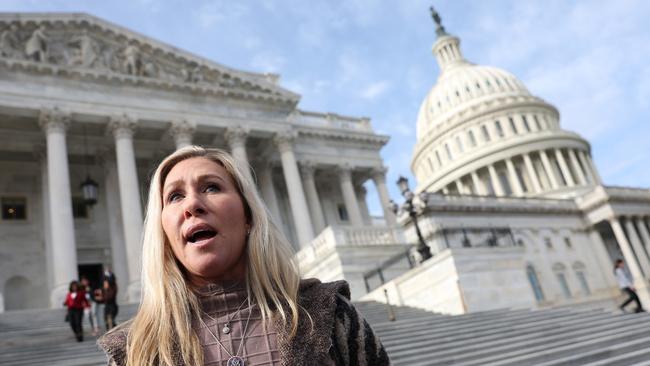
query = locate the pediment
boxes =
[0,13,299,106]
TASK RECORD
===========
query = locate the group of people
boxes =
[64,267,119,342]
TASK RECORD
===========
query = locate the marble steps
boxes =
[382,309,612,353]
[391,312,650,365]
[376,307,601,343]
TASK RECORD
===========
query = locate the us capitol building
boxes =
[1,12,650,315]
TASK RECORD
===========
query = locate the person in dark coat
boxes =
[64,280,89,342]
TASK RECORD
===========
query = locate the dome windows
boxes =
[495,120,504,137]
[522,116,531,132]
[481,125,491,142]
[509,117,518,134]
[468,130,477,147]
[445,143,453,160]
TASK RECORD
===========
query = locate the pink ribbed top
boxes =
[193,282,281,366]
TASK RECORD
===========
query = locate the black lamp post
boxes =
[391,176,432,261]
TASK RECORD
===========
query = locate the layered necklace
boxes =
[198,300,253,366]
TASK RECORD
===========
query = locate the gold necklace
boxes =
[203,296,248,334]
[198,304,253,366]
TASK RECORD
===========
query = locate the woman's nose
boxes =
[183,193,206,218]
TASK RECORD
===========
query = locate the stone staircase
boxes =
[1,302,650,365]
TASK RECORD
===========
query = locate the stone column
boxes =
[300,161,326,234]
[109,114,144,302]
[585,153,602,184]
[258,162,283,227]
[35,147,54,299]
[170,119,195,150]
[39,109,78,307]
[338,164,364,226]
[539,150,559,189]
[554,149,575,187]
[624,218,650,277]
[274,132,314,245]
[371,167,396,225]
[101,153,129,303]
[505,158,524,196]
[636,217,650,262]
[576,151,593,184]
[455,180,466,195]
[487,164,504,196]
[568,149,587,185]
[225,127,252,182]
[523,154,542,193]
[356,186,372,225]
[609,217,649,300]
[471,171,486,195]
[587,229,618,288]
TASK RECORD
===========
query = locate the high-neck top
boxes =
[193,282,280,366]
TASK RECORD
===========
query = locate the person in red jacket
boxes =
[64,280,89,342]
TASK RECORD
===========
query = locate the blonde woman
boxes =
[98,146,389,365]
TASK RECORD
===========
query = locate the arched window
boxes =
[526,264,545,302]
[572,261,591,295]
[552,263,572,299]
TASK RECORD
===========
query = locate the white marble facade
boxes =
[367,16,650,314]
[0,13,396,310]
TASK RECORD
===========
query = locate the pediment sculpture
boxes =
[0,17,292,102]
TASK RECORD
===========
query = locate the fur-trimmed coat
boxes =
[97,279,390,365]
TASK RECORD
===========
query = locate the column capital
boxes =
[170,119,196,145]
[371,166,388,181]
[39,107,71,134]
[273,130,298,153]
[225,126,250,148]
[109,114,137,140]
[337,163,354,181]
[300,160,318,178]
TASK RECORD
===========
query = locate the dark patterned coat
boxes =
[97,279,390,365]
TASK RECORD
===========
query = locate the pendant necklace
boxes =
[203,296,248,334]
[199,302,253,366]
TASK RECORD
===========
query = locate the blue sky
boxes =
[3,0,649,215]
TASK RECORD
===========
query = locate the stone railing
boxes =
[295,225,406,267]
[293,110,372,132]
[421,192,578,214]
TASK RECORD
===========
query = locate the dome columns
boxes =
[505,158,524,196]
[554,149,576,187]
[568,150,587,185]
[523,154,543,194]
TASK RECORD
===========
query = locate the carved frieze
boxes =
[0,14,298,105]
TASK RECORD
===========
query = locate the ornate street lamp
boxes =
[390,176,432,261]
[80,123,99,206]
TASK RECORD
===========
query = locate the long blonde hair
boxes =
[124,146,301,366]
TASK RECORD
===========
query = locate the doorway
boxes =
[78,264,103,291]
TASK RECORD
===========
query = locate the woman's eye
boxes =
[167,192,183,203]
[205,184,220,193]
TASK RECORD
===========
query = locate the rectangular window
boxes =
[427,157,434,172]
[445,144,453,160]
[456,136,464,153]
[522,116,531,132]
[556,273,572,298]
[509,117,518,134]
[576,271,591,295]
[481,125,491,142]
[534,115,542,130]
[527,266,545,302]
[2,197,27,220]
[337,204,349,222]
[435,150,442,166]
[468,130,477,147]
[495,120,504,137]
[72,197,89,219]
[564,237,572,249]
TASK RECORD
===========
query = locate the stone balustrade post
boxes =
[274,131,314,245]
[109,114,143,302]
[39,109,78,307]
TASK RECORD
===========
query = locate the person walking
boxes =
[615,259,645,313]
[80,276,100,336]
[64,280,89,342]
[102,279,118,330]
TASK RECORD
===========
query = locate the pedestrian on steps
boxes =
[615,259,645,313]
[101,279,118,330]
[64,280,89,342]
[80,276,100,336]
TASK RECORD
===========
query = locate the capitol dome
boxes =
[412,13,601,199]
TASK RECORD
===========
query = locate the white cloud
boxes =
[193,2,248,29]
[250,52,286,73]
[361,80,390,100]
